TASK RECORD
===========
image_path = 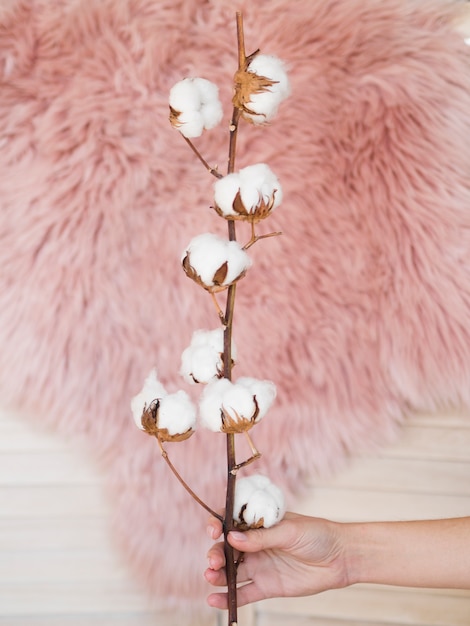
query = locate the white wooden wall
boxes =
[1,406,469,626]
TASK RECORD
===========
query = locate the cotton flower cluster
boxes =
[233,53,291,124]
[199,376,276,433]
[180,328,237,384]
[182,233,252,292]
[131,370,196,442]
[234,474,285,529]
[213,163,283,221]
[169,77,223,138]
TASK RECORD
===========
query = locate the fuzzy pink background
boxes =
[1,0,469,605]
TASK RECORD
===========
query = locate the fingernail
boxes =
[229,531,247,542]
[206,526,215,540]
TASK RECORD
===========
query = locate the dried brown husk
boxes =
[181,253,247,292]
[213,190,277,222]
[220,399,259,434]
[232,58,278,123]
[140,400,194,442]
[234,506,265,531]
[169,105,182,129]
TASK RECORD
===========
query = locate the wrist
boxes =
[339,521,379,587]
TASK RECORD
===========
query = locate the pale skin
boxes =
[204,512,470,608]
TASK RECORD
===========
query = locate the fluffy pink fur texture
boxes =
[1,0,469,604]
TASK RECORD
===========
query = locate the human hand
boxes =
[204,512,350,608]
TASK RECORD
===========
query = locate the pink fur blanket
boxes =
[1,0,469,605]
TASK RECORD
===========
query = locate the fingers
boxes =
[207,581,266,609]
[226,514,298,553]
[206,542,250,584]
[204,563,227,587]
[207,515,223,541]
[207,541,225,572]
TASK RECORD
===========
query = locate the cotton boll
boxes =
[213,173,241,216]
[169,77,223,136]
[221,383,256,421]
[180,344,221,384]
[200,100,224,130]
[199,378,232,432]
[130,369,167,429]
[233,474,285,528]
[223,241,252,285]
[175,109,205,139]
[183,233,251,289]
[214,164,282,220]
[199,378,258,432]
[244,54,291,124]
[157,390,197,436]
[180,328,236,384]
[183,233,229,286]
[169,78,201,113]
[194,77,219,103]
[243,490,283,528]
[239,163,283,212]
[236,377,277,421]
[248,55,291,100]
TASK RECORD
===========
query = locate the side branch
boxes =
[157,438,223,521]
[183,136,223,179]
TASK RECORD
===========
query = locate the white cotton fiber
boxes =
[244,54,291,124]
[169,77,223,138]
[130,369,167,429]
[213,173,241,216]
[157,390,197,436]
[233,474,285,528]
[180,328,236,385]
[214,164,282,218]
[220,383,256,421]
[183,233,251,288]
[199,378,232,432]
[236,377,277,421]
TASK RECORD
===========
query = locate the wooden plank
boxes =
[0,451,102,486]
[256,614,407,626]
[380,425,470,462]
[0,607,218,625]
[0,617,169,626]
[258,585,470,626]
[0,550,134,584]
[0,582,220,622]
[293,487,470,522]
[0,518,110,551]
[0,485,106,518]
[0,582,151,615]
[0,409,71,452]
[311,458,470,496]
[405,410,470,429]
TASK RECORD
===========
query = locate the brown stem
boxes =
[183,135,223,179]
[224,434,238,626]
[223,281,238,625]
[156,438,223,522]
[231,431,261,473]
[243,229,283,251]
[210,291,227,325]
[236,12,246,70]
[222,20,246,626]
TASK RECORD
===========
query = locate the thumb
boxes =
[228,519,293,553]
